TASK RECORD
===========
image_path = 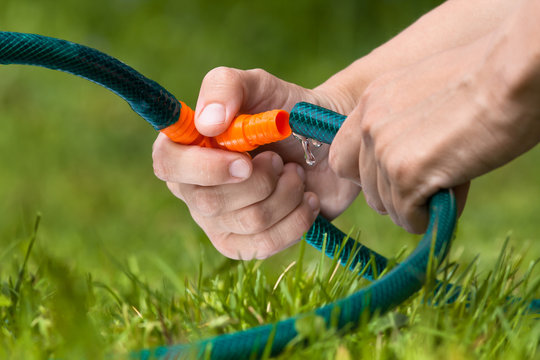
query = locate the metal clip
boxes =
[292,133,321,166]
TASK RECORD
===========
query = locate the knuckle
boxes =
[290,205,314,236]
[386,161,409,194]
[359,116,373,139]
[283,167,305,190]
[246,68,281,97]
[360,81,378,107]
[359,86,388,136]
[151,144,168,181]
[328,146,343,176]
[183,147,224,185]
[328,145,353,179]
[236,206,271,234]
[189,187,223,217]
[166,182,184,201]
[211,236,241,260]
[247,67,269,78]
[374,141,386,162]
[252,208,314,260]
[205,66,241,86]
[254,235,279,260]
[252,173,275,201]
[246,68,274,87]
[152,161,170,182]
[360,106,385,141]
[385,151,428,196]
[385,152,411,184]
[365,196,386,215]
[366,72,394,94]
[294,209,313,233]
[398,200,424,235]
[151,134,162,153]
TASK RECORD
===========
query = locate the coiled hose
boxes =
[0,31,536,359]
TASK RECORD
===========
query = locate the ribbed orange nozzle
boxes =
[159,101,213,148]
[160,102,291,152]
[214,110,291,152]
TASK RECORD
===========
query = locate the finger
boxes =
[392,185,429,234]
[152,132,252,185]
[166,181,185,201]
[180,152,283,217]
[195,67,295,137]
[359,140,386,214]
[195,67,245,136]
[394,181,469,235]
[377,170,400,225]
[328,105,363,184]
[210,192,320,260]
[453,181,471,217]
[218,163,306,235]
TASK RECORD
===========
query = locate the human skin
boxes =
[329,0,540,233]
[152,0,527,259]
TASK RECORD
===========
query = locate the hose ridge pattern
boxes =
[0,31,180,130]
[1,31,535,360]
[136,192,456,359]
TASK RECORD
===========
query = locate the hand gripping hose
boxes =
[0,32,537,359]
[0,32,290,151]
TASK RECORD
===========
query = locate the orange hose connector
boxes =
[160,101,291,152]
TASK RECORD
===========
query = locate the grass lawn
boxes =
[1,0,539,359]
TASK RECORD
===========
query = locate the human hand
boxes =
[329,4,540,234]
[152,67,360,259]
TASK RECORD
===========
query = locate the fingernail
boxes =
[296,165,306,182]
[305,193,319,214]
[271,154,283,174]
[199,103,225,125]
[229,159,250,179]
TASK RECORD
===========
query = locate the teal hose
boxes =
[0,31,536,359]
[136,192,456,360]
[0,31,180,130]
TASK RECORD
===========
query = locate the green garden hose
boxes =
[0,31,536,360]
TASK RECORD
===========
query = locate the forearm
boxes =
[486,0,540,154]
[317,0,525,112]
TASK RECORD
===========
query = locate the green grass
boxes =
[1,0,539,359]
[1,216,539,359]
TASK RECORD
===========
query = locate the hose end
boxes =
[160,105,290,151]
[215,110,291,152]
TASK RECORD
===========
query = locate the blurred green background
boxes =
[0,0,538,285]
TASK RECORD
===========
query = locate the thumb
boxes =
[194,67,246,137]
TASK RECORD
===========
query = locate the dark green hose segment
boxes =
[0,31,459,360]
[0,31,180,130]
[2,31,532,360]
[137,195,456,360]
[134,102,458,359]
[289,102,346,143]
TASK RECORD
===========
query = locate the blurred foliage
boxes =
[0,0,538,281]
[0,0,539,358]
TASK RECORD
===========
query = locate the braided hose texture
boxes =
[0,32,459,359]
[138,192,456,360]
[0,31,180,130]
[289,101,346,143]
[2,32,534,360]
[135,100,459,359]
